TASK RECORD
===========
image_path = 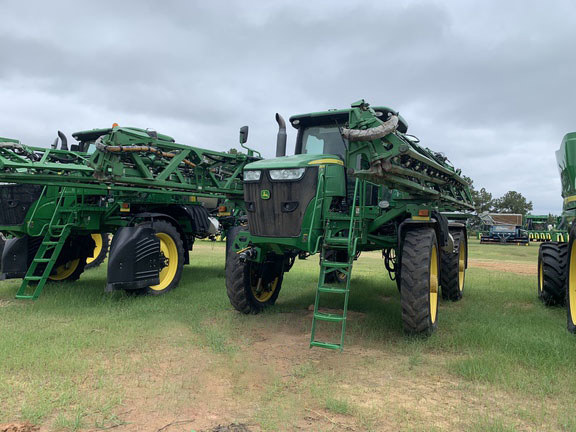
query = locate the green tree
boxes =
[461,176,493,214]
[472,187,493,213]
[492,191,533,215]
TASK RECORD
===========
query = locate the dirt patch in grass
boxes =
[469,258,536,276]
[0,423,39,432]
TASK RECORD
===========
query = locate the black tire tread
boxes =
[538,242,568,306]
[400,227,438,335]
[225,227,282,314]
[440,229,465,301]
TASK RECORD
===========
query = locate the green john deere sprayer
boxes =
[226,100,475,350]
[525,214,567,242]
[538,132,576,332]
[0,126,258,299]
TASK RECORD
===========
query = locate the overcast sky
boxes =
[1,0,574,214]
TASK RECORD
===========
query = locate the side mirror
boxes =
[239,126,249,144]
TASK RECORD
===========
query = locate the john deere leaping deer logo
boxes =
[260,189,271,200]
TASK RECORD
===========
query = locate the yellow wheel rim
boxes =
[570,243,576,324]
[251,276,279,303]
[458,245,465,292]
[49,259,80,281]
[86,234,103,264]
[149,232,179,291]
[538,260,543,295]
[430,246,439,324]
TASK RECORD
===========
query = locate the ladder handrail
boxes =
[307,168,326,252]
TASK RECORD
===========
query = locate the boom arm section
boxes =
[0,127,258,197]
[342,100,474,212]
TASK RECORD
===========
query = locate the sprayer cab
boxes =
[286,107,408,159]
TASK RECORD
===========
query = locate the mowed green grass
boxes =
[0,239,575,431]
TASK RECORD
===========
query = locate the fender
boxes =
[106,225,163,291]
[0,236,32,279]
[132,211,191,264]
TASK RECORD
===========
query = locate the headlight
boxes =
[269,168,306,181]
[243,170,261,181]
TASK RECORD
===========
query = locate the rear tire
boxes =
[226,228,284,314]
[85,233,110,270]
[48,258,87,283]
[566,230,576,333]
[440,229,466,301]
[46,235,92,283]
[400,227,439,335]
[538,242,568,306]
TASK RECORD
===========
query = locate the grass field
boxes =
[1,239,575,431]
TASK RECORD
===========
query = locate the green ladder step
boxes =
[318,286,349,294]
[314,312,346,323]
[24,276,43,281]
[321,261,350,269]
[33,259,52,263]
[310,341,342,350]
[325,237,349,245]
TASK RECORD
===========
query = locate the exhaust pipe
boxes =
[57,130,68,151]
[275,113,286,157]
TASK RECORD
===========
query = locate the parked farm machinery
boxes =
[479,213,529,245]
[0,126,258,299]
[226,100,474,350]
[524,214,568,242]
[538,132,576,332]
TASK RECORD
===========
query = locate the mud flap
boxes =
[0,236,30,279]
[106,226,164,291]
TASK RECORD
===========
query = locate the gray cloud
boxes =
[1,0,574,213]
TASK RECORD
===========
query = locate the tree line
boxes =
[462,176,534,216]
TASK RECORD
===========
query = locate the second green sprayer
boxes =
[226,100,475,350]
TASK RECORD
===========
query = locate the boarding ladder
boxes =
[310,179,361,351]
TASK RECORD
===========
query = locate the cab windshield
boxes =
[301,125,348,157]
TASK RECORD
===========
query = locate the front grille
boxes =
[0,184,42,226]
[245,167,318,237]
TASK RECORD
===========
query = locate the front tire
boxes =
[400,227,440,335]
[226,228,284,313]
[440,229,466,301]
[538,242,568,306]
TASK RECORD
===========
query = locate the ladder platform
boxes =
[318,286,349,294]
[314,312,346,322]
[310,341,342,350]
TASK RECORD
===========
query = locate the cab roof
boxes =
[72,127,175,143]
[289,106,409,134]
